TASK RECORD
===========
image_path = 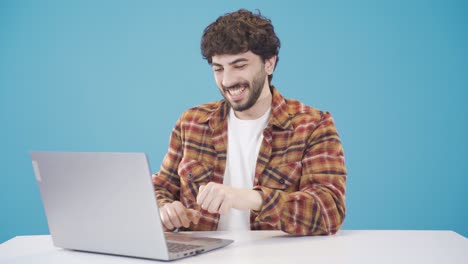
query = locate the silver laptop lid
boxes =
[31,152,170,260]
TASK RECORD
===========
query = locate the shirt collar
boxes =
[199,86,293,131]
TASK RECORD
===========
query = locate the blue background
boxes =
[1,0,467,243]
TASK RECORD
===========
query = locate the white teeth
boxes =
[229,87,245,96]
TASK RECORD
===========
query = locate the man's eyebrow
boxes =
[228,58,248,65]
[211,58,249,67]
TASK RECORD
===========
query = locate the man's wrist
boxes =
[232,188,263,211]
[250,190,263,211]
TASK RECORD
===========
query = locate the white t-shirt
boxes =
[217,107,271,231]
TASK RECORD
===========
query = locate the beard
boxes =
[220,68,267,112]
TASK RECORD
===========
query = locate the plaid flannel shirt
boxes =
[152,86,347,235]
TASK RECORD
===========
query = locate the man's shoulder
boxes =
[178,100,224,124]
[284,98,330,122]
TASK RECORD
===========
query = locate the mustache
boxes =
[222,82,250,91]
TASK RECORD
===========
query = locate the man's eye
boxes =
[213,68,223,72]
[234,64,246,69]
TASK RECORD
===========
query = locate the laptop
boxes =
[30,151,233,261]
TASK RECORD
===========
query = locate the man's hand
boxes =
[159,201,201,231]
[196,182,263,214]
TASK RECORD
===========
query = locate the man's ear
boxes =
[265,55,277,75]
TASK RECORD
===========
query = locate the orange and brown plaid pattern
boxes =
[152,86,347,235]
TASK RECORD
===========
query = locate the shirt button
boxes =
[189,173,193,179]
[279,179,285,184]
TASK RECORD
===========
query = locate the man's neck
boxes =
[233,85,272,120]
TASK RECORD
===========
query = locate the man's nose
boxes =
[221,70,238,88]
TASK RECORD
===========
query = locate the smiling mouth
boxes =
[227,86,246,96]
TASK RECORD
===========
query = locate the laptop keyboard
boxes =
[167,242,203,253]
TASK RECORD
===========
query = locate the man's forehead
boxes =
[211,51,259,65]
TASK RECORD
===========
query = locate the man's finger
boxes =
[160,208,174,230]
[206,191,224,213]
[187,209,201,225]
[173,203,190,228]
[165,205,182,228]
[197,184,210,205]
[199,185,205,193]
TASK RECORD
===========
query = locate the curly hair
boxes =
[201,9,281,84]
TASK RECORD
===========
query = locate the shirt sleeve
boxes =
[152,118,184,207]
[252,112,347,235]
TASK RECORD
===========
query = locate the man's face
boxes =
[211,51,269,112]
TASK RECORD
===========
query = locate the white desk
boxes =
[0,230,466,264]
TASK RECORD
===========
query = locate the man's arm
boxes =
[196,112,346,235]
[197,183,262,214]
[153,118,201,230]
[252,111,347,235]
[152,118,183,206]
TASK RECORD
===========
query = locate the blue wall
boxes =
[1,0,467,243]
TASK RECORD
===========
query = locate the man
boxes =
[152,9,346,236]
